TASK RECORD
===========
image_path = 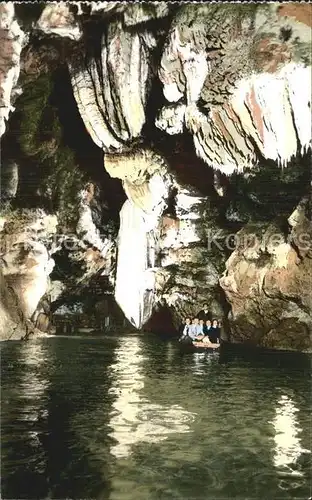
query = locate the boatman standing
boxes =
[196,303,212,322]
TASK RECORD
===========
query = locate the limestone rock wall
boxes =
[110,148,228,329]
[158,3,312,173]
[1,3,311,349]
[0,3,25,137]
[0,210,57,339]
[220,199,312,350]
[0,184,116,339]
[69,21,156,151]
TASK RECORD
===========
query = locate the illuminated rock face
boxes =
[66,4,311,170]
[113,150,172,328]
[0,211,57,339]
[186,64,311,174]
[219,199,312,351]
[157,189,218,319]
[115,200,157,329]
[69,22,156,151]
[0,4,25,137]
[112,148,227,328]
[76,185,114,260]
[1,3,311,346]
[158,3,312,173]
[36,4,82,41]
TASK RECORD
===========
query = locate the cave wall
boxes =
[0,2,311,349]
[220,198,312,351]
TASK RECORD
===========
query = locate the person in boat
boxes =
[197,303,212,322]
[202,334,212,344]
[189,317,204,340]
[179,318,193,344]
[200,319,212,343]
[182,317,191,337]
[209,319,221,343]
[196,319,206,342]
[203,319,212,335]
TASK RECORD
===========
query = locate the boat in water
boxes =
[179,337,221,353]
[76,327,95,334]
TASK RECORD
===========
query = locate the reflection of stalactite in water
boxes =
[19,342,50,457]
[270,394,311,483]
[107,336,196,459]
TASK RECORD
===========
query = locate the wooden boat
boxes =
[76,327,95,334]
[192,341,220,350]
[179,337,221,353]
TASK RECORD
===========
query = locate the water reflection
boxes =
[192,351,219,375]
[19,340,49,397]
[1,337,311,500]
[18,342,49,442]
[270,394,311,483]
[108,336,197,458]
[1,340,51,498]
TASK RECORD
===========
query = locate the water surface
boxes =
[1,334,311,499]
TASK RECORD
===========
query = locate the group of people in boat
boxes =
[179,303,222,345]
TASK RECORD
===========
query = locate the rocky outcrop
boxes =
[0,3,25,137]
[69,21,157,151]
[0,179,116,339]
[220,199,312,351]
[1,3,311,350]
[76,183,115,269]
[36,3,82,41]
[0,268,26,340]
[0,209,57,340]
[110,148,228,329]
[158,3,311,173]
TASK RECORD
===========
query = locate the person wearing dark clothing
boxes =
[197,303,212,322]
[203,319,212,336]
[209,319,221,343]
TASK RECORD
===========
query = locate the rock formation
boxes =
[220,198,312,351]
[69,21,157,151]
[36,3,82,41]
[158,3,312,172]
[0,3,25,136]
[0,2,311,350]
[0,210,56,339]
[107,149,172,328]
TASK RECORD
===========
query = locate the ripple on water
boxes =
[1,336,311,500]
